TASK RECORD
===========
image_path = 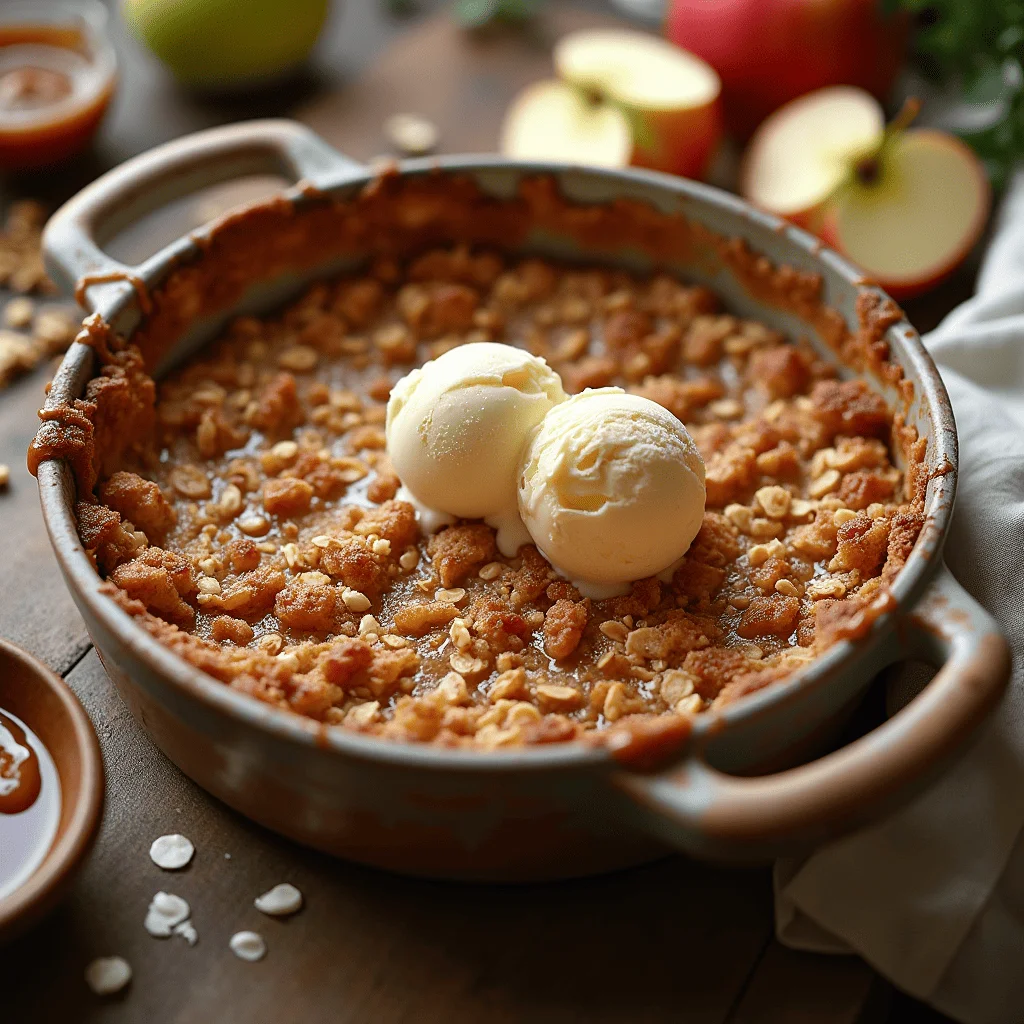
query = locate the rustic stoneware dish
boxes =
[0,639,103,939]
[32,120,1011,880]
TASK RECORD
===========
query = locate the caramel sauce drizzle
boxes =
[0,710,42,815]
[75,270,152,314]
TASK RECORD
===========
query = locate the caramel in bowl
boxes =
[0,639,102,941]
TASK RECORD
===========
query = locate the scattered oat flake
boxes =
[4,296,33,328]
[144,891,190,937]
[229,930,266,962]
[33,307,78,351]
[0,329,38,386]
[0,200,53,297]
[149,833,195,870]
[384,113,438,155]
[84,956,132,995]
[172,919,199,946]
[254,883,303,917]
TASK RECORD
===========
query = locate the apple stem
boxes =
[888,96,922,138]
[850,97,921,190]
[565,79,657,155]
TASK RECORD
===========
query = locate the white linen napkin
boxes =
[774,169,1024,1024]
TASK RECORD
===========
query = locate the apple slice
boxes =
[553,29,723,179]
[741,86,885,226]
[821,129,990,299]
[500,80,632,168]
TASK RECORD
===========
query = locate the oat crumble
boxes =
[59,243,925,750]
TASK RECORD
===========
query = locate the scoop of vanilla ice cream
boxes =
[386,342,567,531]
[518,388,706,595]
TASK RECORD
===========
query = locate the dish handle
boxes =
[42,119,366,307]
[613,564,1011,861]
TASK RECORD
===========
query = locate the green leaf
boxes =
[453,0,501,27]
[889,0,1024,188]
[494,0,539,20]
[998,25,1024,54]
[962,62,1008,104]
[452,0,540,27]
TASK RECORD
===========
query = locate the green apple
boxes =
[122,0,331,89]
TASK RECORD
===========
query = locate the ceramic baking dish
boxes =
[30,120,1011,879]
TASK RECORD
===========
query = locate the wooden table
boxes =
[0,2,970,1019]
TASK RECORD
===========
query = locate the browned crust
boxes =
[28,313,155,494]
[31,172,922,483]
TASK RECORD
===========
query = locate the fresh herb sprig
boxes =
[885,0,1024,188]
[452,0,542,29]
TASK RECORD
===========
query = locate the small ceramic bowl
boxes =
[0,638,103,941]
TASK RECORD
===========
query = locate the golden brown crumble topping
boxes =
[60,243,925,750]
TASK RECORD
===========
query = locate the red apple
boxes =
[500,80,633,169]
[741,86,885,228]
[741,87,990,299]
[665,0,906,138]
[501,29,723,181]
[820,129,990,299]
[554,29,723,179]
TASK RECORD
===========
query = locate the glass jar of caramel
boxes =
[0,1,117,170]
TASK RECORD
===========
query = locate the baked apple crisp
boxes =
[66,246,925,749]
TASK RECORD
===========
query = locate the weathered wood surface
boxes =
[298,6,623,164]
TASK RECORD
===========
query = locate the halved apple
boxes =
[554,29,722,179]
[820,130,990,299]
[500,79,633,169]
[741,86,885,227]
[501,29,723,180]
[741,85,991,298]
